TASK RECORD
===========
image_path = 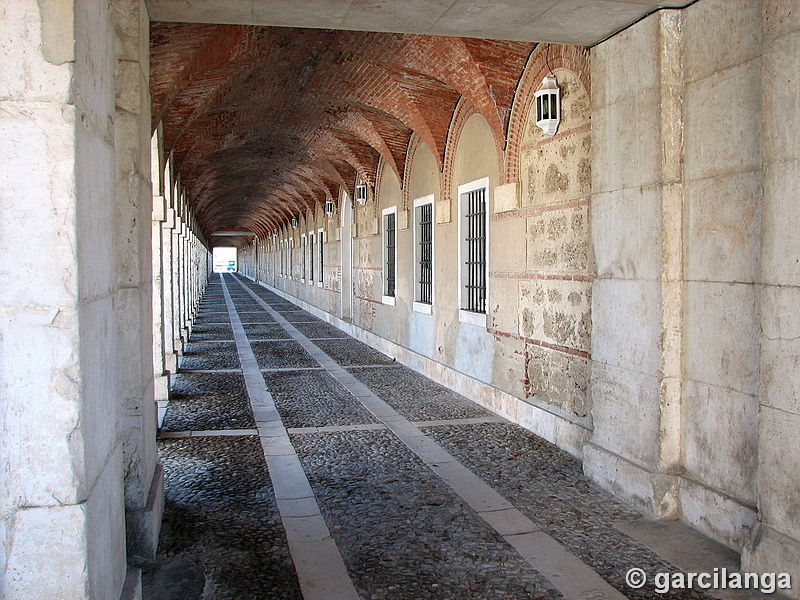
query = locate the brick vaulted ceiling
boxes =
[150,24,537,244]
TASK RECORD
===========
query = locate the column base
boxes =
[119,568,142,600]
[125,464,165,560]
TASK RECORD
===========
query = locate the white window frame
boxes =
[308,231,315,285]
[300,233,307,283]
[382,206,397,306]
[282,239,286,277]
[413,195,434,315]
[317,228,324,287]
[457,177,489,328]
[289,238,294,280]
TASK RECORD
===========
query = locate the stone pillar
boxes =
[113,0,163,560]
[0,0,128,597]
[742,3,800,595]
[586,10,687,518]
[172,214,184,353]
[162,206,178,373]
[152,193,170,425]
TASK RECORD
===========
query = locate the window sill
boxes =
[413,301,433,315]
[459,309,486,328]
[382,295,396,306]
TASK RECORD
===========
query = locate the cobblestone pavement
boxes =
[152,274,714,600]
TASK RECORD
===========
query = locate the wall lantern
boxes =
[273,230,278,239]
[291,217,298,229]
[355,179,368,205]
[534,75,560,136]
[325,200,335,216]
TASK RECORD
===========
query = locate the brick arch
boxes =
[504,44,590,186]
[401,133,427,211]
[440,98,482,204]
[374,154,386,220]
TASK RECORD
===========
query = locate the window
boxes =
[290,238,294,279]
[301,234,307,282]
[309,232,314,285]
[317,228,324,287]
[458,178,489,326]
[382,206,397,305]
[281,239,286,277]
[413,196,434,314]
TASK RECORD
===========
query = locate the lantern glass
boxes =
[534,75,561,136]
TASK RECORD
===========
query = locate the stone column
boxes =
[162,206,178,373]
[152,193,170,425]
[172,214,184,353]
[113,0,163,559]
[0,0,129,597]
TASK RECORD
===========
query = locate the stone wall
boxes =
[587,0,799,591]
[744,0,800,587]
[586,7,683,521]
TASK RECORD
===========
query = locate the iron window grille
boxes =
[417,202,433,304]
[309,233,314,284]
[317,230,324,285]
[461,185,487,314]
[301,234,307,281]
[384,210,396,297]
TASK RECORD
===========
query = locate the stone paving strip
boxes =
[232,275,628,600]
[285,416,506,435]
[160,429,259,438]
[176,368,242,374]
[221,277,362,600]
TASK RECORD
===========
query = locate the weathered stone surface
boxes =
[519,279,590,352]
[526,205,589,274]
[525,345,589,417]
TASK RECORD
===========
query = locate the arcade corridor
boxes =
[149,274,735,600]
[3,0,799,597]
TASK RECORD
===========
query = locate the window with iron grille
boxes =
[413,196,434,312]
[317,229,324,286]
[382,207,397,303]
[458,179,488,322]
[309,232,314,284]
[301,234,307,282]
